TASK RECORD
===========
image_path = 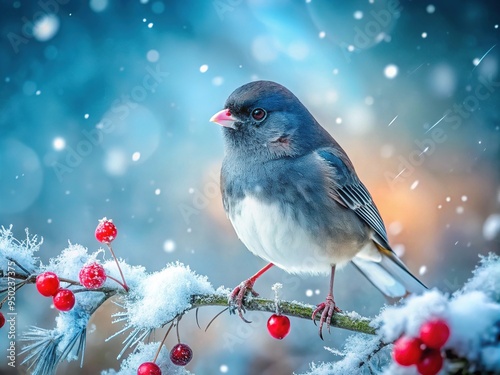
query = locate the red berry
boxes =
[417,349,443,375]
[393,336,423,366]
[137,362,161,375]
[79,262,107,289]
[267,314,291,340]
[36,272,60,297]
[0,312,5,328]
[95,218,117,244]
[419,319,450,349]
[53,289,75,311]
[170,343,193,366]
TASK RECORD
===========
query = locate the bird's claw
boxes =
[228,279,259,323]
[311,294,341,340]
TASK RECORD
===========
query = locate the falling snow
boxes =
[163,239,176,252]
[483,214,500,240]
[33,14,60,41]
[212,76,224,86]
[353,11,363,20]
[384,64,399,79]
[53,137,66,151]
[426,4,436,14]
[90,0,108,12]
[419,265,427,275]
[132,152,141,162]
[388,221,403,235]
[146,49,160,62]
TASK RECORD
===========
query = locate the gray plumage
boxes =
[215,80,426,298]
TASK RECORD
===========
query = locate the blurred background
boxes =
[0,0,499,373]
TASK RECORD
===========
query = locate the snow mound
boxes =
[44,243,102,280]
[304,253,500,374]
[307,335,389,375]
[460,253,500,302]
[377,289,449,341]
[124,262,215,329]
[0,225,42,273]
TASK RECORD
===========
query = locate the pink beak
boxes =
[210,109,237,129]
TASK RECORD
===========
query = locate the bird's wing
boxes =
[315,149,391,250]
[316,149,427,296]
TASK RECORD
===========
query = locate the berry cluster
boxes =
[136,295,293,374]
[36,271,76,311]
[33,218,127,312]
[137,342,193,374]
[137,316,194,374]
[36,264,109,311]
[393,318,450,375]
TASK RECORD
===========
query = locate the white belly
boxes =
[229,196,359,275]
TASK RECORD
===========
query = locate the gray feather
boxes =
[352,250,427,297]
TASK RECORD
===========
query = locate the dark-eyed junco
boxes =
[210,81,426,337]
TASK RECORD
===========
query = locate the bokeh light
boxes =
[1,1,499,374]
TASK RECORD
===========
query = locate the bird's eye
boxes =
[251,108,267,121]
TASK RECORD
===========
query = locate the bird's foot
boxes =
[311,294,341,339]
[228,279,259,323]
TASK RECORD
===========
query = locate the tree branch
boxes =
[0,268,377,335]
[190,294,376,335]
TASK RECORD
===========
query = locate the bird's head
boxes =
[210,80,326,161]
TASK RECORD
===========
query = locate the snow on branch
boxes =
[190,294,376,335]
[303,254,500,375]
[1,227,500,375]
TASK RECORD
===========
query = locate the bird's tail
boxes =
[351,244,427,298]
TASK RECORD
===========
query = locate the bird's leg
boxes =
[311,265,341,339]
[229,263,274,322]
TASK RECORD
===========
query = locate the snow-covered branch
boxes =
[1,225,499,375]
[1,264,376,336]
[190,294,376,335]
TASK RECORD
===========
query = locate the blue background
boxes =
[1,0,499,374]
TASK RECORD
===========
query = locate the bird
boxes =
[210,80,427,337]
